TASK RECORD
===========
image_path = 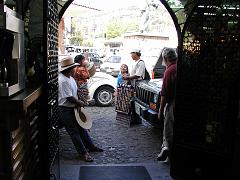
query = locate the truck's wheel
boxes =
[94,86,114,107]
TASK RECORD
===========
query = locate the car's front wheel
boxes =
[94,86,114,107]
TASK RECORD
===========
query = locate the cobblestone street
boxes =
[60,106,163,165]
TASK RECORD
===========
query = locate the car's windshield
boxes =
[108,56,121,63]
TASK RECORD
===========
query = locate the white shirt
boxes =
[58,73,78,107]
[131,59,146,80]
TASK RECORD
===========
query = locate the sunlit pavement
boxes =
[59,106,172,179]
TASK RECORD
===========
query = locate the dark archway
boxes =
[58,0,74,22]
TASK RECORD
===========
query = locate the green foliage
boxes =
[69,18,84,45]
[106,19,123,39]
[166,0,182,7]
[106,18,139,39]
[69,31,83,45]
[166,0,186,30]
[124,21,139,33]
[82,40,93,47]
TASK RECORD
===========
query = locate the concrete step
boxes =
[60,162,172,180]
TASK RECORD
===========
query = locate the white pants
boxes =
[162,102,175,150]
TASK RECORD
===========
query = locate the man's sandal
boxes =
[83,153,93,162]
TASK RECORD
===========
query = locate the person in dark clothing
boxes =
[157,48,177,162]
[58,56,103,162]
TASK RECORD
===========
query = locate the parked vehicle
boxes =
[134,79,163,127]
[65,46,97,54]
[65,48,103,70]
[133,49,167,127]
[100,55,122,77]
[133,48,179,127]
[152,53,166,79]
[88,53,103,70]
[88,72,116,107]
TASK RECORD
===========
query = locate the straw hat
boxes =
[59,56,79,72]
[74,107,92,129]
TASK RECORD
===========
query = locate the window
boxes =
[108,56,121,63]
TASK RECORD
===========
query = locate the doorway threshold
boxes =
[60,162,172,180]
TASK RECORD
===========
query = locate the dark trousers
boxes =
[58,106,95,155]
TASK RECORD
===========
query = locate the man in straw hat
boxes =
[58,56,103,162]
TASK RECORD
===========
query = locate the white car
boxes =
[100,55,122,77]
[88,72,116,106]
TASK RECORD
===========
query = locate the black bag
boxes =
[138,60,151,80]
[144,68,151,80]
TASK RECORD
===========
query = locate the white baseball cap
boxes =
[130,48,141,53]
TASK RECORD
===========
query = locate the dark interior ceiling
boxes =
[5,0,31,14]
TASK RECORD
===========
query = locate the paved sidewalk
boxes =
[59,106,171,179]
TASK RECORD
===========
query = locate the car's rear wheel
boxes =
[94,86,114,107]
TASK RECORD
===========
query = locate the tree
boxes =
[106,19,123,39]
[82,40,93,47]
[106,18,139,39]
[69,31,83,45]
[124,20,139,33]
[166,0,182,7]
[69,17,84,45]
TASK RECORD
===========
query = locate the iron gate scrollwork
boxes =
[45,0,60,179]
[171,0,240,179]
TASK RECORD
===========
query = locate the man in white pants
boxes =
[157,48,177,162]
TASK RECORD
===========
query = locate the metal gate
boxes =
[170,0,240,179]
[44,0,60,179]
